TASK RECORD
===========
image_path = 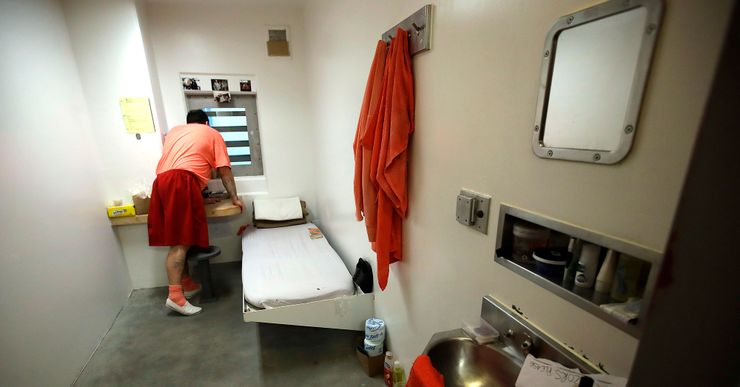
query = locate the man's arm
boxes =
[217,166,244,212]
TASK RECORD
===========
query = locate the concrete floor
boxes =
[75,262,383,386]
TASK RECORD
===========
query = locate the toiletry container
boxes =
[595,250,619,293]
[512,222,550,265]
[463,319,500,345]
[562,238,581,288]
[547,231,571,249]
[574,243,600,288]
[533,248,568,279]
[611,254,648,302]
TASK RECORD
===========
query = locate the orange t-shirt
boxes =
[156,123,231,188]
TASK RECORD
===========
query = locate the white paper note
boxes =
[515,354,627,387]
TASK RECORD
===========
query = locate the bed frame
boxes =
[242,201,375,331]
[242,287,375,331]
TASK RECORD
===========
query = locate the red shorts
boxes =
[148,169,209,247]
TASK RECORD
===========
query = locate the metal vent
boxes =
[267,27,289,57]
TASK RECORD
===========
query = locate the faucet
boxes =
[521,332,533,355]
[504,328,533,356]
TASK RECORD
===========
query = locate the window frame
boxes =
[184,92,264,177]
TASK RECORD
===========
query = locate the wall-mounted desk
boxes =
[109,200,245,289]
[109,201,242,226]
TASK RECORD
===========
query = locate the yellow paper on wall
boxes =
[119,97,155,134]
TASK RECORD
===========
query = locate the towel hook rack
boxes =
[382,5,433,56]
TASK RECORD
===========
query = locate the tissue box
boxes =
[355,345,384,377]
[107,204,136,218]
[132,195,150,215]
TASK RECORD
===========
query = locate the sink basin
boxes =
[423,298,601,386]
[425,334,523,387]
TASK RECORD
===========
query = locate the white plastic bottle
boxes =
[595,250,618,293]
[392,360,406,387]
[383,352,394,387]
[575,243,600,288]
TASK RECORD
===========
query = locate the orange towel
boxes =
[375,28,414,290]
[376,29,414,218]
[407,355,444,387]
[354,28,414,291]
[353,40,387,242]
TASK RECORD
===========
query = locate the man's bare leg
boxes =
[164,245,202,315]
[166,245,189,285]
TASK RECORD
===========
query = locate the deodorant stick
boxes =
[575,243,600,288]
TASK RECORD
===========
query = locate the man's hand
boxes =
[232,196,245,213]
[217,166,242,213]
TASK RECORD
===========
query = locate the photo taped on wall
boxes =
[182,77,201,90]
[211,79,229,91]
[240,80,252,92]
[213,91,232,103]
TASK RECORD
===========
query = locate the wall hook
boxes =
[381,4,433,56]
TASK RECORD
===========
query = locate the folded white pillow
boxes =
[253,197,303,221]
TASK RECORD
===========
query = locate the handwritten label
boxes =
[515,355,627,387]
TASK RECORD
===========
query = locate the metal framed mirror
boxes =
[532,0,663,164]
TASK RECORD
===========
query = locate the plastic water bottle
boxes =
[383,352,394,387]
[392,360,406,387]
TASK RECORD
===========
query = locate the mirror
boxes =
[532,0,662,164]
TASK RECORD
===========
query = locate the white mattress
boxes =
[241,223,355,308]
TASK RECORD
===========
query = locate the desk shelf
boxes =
[109,201,242,226]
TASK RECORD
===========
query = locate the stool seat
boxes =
[187,246,221,261]
[186,245,221,302]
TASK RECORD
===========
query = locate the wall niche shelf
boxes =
[494,204,663,339]
[184,90,257,96]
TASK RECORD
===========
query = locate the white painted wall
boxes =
[303,0,733,377]
[142,1,317,206]
[60,0,184,290]
[0,1,132,385]
[62,0,165,204]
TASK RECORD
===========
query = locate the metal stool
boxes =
[186,246,221,303]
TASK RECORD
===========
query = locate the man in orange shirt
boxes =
[148,109,244,315]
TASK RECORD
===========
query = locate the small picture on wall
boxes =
[213,91,232,103]
[181,77,201,90]
[239,80,252,92]
[211,79,229,91]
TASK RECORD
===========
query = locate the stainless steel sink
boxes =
[424,331,522,387]
[423,296,601,387]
